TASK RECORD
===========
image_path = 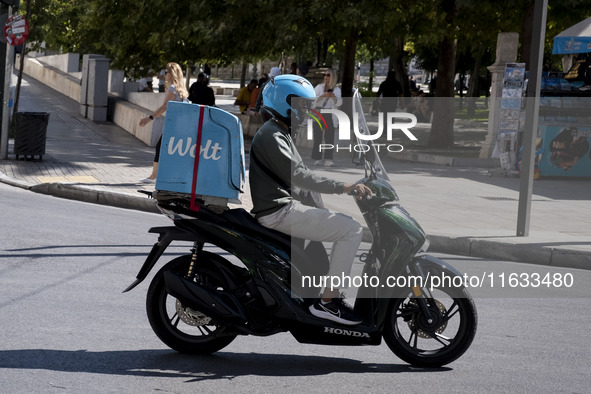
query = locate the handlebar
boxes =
[349,189,372,200]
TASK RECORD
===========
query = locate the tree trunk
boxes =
[240,63,247,88]
[316,38,329,67]
[316,38,321,67]
[467,53,482,97]
[467,51,483,115]
[341,30,358,97]
[392,37,410,98]
[428,36,457,149]
[520,1,535,69]
[185,65,191,91]
[368,58,374,92]
[388,55,395,73]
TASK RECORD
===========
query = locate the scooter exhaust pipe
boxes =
[163,271,248,325]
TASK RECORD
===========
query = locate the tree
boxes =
[24,0,591,114]
[24,0,89,54]
[414,0,459,149]
[302,0,410,96]
[25,0,292,76]
[411,0,517,147]
[304,1,362,96]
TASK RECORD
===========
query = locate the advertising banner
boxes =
[539,125,591,177]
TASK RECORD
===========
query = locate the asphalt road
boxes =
[1,183,590,393]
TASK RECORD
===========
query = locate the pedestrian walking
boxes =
[376,71,403,112]
[234,79,258,114]
[138,62,189,183]
[188,73,215,106]
[253,66,281,119]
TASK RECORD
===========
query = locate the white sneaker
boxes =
[309,298,363,325]
[140,177,156,184]
[324,160,334,167]
[314,159,324,166]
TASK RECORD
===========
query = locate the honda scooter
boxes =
[126,142,476,367]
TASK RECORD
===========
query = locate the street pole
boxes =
[0,0,18,160]
[1,7,14,160]
[0,3,9,159]
[516,0,548,237]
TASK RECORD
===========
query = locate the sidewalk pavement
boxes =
[2,76,591,271]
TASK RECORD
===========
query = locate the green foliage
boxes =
[24,0,88,53]
[21,0,591,83]
[20,0,591,148]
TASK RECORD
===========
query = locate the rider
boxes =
[249,74,372,326]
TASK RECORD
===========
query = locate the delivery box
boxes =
[155,102,245,206]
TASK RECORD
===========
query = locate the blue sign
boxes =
[553,36,591,55]
[552,16,591,55]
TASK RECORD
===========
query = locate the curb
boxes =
[2,172,589,271]
[428,235,591,271]
[389,151,499,168]
[29,183,160,214]
[0,171,34,190]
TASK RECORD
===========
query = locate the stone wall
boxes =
[20,54,164,146]
[19,53,307,147]
[107,95,164,146]
[19,56,82,102]
[30,53,80,73]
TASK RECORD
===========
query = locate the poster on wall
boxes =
[539,125,591,177]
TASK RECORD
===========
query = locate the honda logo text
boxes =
[324,326,371,338]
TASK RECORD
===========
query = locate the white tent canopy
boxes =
[553,16,591,55]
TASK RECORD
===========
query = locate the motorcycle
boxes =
[125,98,477,368]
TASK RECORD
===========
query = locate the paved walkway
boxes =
[1,75,591,270]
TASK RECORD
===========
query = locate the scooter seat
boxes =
[222,208,292,245]
[159,200,329,276]
[221,208,329,276]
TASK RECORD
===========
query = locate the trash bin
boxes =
[14,112,50,160]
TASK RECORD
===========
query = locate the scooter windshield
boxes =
[352,90,390,181]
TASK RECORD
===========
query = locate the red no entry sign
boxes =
[4,14,29,46]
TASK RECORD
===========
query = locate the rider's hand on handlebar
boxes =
[344,183,373,200]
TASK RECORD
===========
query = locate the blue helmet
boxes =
[262,74,315,124]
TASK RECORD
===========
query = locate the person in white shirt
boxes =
[311,68,342,167]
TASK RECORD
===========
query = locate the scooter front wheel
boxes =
[146,254,238,354]
[383,286,477,367]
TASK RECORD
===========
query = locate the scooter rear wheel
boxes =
[146,254,238,354]
[383,286,477,367]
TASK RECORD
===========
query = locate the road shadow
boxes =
[0,348,451,381]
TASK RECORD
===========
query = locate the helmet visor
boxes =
[289,96,315,127]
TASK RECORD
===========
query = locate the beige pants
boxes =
[258,200,363,279]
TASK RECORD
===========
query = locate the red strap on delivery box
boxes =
[190,106,206,212]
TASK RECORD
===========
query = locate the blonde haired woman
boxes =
[312,68,342,167]
[139,62,189,183]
